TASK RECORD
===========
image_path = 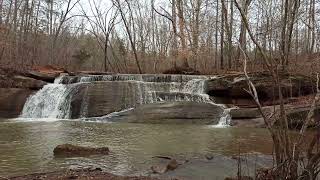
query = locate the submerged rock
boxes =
[151,159,179,174]
[159,154,273,180]
[166,159,179,171]
[7,168,159,180]
[225,176,253,180]
[53,144,109,157]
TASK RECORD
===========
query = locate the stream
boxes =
[0,120,272,177]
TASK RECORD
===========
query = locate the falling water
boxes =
[20,74,230,126]
[20,84,78,119]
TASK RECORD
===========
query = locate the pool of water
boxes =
[0,119,273,177]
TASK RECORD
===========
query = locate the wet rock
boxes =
[162,66,200,75]
[0,75,47,90]
[159,155,273,180]
[225,176,253,180]
[152,156,173,160]
[53,144,109,157]
[284,104,320,128]
[114,102,225,125]
[8,168,158,180]
[231,104,320,128]
[205,155,214,160]
[151,165,167,174]
[0,88,35,118]
[13,76,47,89]
[26,71,60,83]
[66,79,225,122]
[76,71,113,75]
[166,159,179,171]
[230,108,263,119]
[151,159,179,174]
[207,72,315,107]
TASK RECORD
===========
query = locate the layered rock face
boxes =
[0,68,56,118]
[206,72,318,128]
[0,88,35,118]
[112,102,225,124]
[19,74,228,125]
[1,70,317,128]
[207,72,315,107]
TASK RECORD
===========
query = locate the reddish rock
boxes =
[166,159,179,171]
[53,144,109,157]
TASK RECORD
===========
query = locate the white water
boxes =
[20,74,230,126]
[20,84,77,119]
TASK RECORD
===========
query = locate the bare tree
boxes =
[80,0,119,72]
[113,0,142,73]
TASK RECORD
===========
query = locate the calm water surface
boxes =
[0,119,273,177]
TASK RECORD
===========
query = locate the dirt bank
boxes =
[5,168,160,180]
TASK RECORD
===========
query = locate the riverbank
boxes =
[3,153,273,180]
[4,168,159,180]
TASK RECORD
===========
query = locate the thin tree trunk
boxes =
[176,0,189,68]
[220,0,225,70]
[115,0,142,73]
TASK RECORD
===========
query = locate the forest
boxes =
[1,0,320,180]
[1,0,319,74]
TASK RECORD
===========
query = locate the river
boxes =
[0,119,272,177]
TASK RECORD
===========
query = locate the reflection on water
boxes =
[0,120,272,177]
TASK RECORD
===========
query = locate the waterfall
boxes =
[20,74,230,126]
[20,84,78,119]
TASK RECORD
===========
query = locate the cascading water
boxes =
[20,84,78,119]
[20,74,230,126]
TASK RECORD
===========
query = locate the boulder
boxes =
[207,72,315,107]
[151,159,179,174]
[285,105,320,128]
[53,144,109,157]
[230,108,263,119]
[166,159,179,171]
[76,71,113,75]
[26,70,60,83]
[162,66,201,75]
[0,75,47,90]
[230,104,320,129]
[112,102,225,125]
[12,76,47,89]
[0,88,35,118]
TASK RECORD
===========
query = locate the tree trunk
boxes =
[220,0,225,70]
[176,0,189,68]
[236,0,251,70]
[172,0,178,68]
[215,0,219,70]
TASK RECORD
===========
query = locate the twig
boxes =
[298,73,320,138]
[239,44,273,132]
